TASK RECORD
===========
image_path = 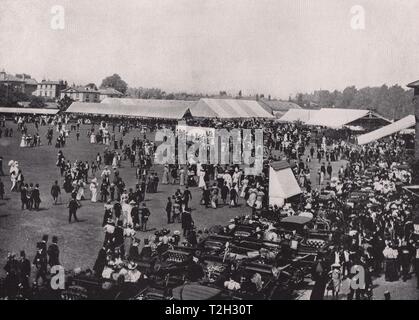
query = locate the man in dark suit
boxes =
[33,242,48,285]
[114,220,125,256]
[0,177,4,200]
[130,201,140,229]
[26,183,33,210]
[18,250,31,295]
[51,180,61,205]
[320,162,326,177]
[68,195,81,223]
[0,156,4,176]
[47,236,60,267]
[3,252,19,298]
[181,209,193,237]
[183,186,192,210]
[20,184,28,210]
[326,162,333,180]
[166,197,172,224]
[32,183,41,211]
[140,203,150,231]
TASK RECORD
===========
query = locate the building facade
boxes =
[60,86,100,102]
[15,74,38,95]
[34,80,67,99]
[0,71,25,93]
[98,87,123,101]
[0,71,39,96]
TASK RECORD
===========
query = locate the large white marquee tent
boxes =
[0,107,59,115]
[280,107,391,129]
[305,108,371,128]
[66,100,192,119]
[268,161,302,207]
[66,98,275,120]
[357,115,415,145]
[279,109,319,123]
[190,98,275,119]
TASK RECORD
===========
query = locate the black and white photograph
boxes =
[0,0,419,304]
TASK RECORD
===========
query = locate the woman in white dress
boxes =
[198,169,206,188]
[104,131,110,145]
[90,132,96,144]
[112,154,118,169]
[162,165,169,184]
[121,201,133,227]
[20,135,27,147]
[10,171,17,191]
[179,167,185,186]
[76,180,85,201]
[90,178,98,202]
[240,176,249,198]
[9,161,18,191]
[223,171,233,189]
[232,167,241,185]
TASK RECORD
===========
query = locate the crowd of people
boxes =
[2,235,61,299]
[1,114,418,300]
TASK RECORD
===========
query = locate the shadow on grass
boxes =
[23,208,50,213]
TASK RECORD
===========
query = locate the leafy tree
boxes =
[341,86,357,108]
[58,95,74,111]
[296,93,304,107]
[0,83,29,107]
[28,95,46,108]
[100,74,128,94]
[86,83,98,90]
[294,84,414,120]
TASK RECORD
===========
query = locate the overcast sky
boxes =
[1,0,418,98]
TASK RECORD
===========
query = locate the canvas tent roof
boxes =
[270,160,291,171]
[98,88,123,95]
[279,109,319,123]
[101,97,195,108]
[269,161,302,206]
[190,98,274,119]
[357,115,415,145]
[66,100,191,119]
[258,99,301,112]
[0,107,59,115]
[305,108,371,128]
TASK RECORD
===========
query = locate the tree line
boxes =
[293,85,414,120]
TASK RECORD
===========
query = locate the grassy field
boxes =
[0,121,253,274]
[0,121,348,274]
[2,121,415,299]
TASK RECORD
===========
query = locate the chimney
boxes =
[407,80,419,184]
